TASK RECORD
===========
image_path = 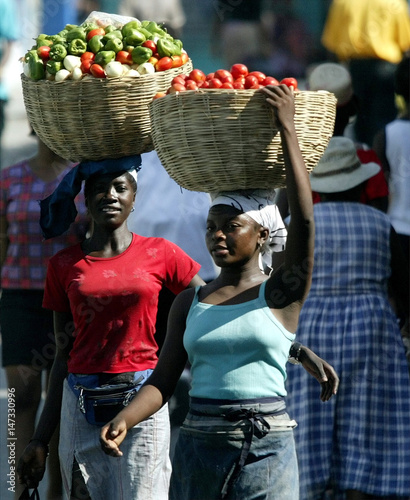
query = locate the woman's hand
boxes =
[259,84,296,132]
[100,417,128,457]
[17,440,48,488]
[299,346,339,401]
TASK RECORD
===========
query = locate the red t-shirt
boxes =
[43,234,201,374]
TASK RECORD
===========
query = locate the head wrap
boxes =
[39,155,142,239]
[210,189,287,272]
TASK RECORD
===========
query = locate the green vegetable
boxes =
[157,38,178,58]
[36,38,53,48]
[143,21,167,36]
[68,38,87,56]
[138,27,153,39]
[103,30,123,41]
[104,25,118,34]
[121,20,142,38]
[66,27,87,43]
[131,46,152,65]
[81,22,99,33]
[49,43,67,61]
[173,39,183,54]
[125,29,146,46]
[57,29,69,39]
[46,59,62,75]
[104,38,123,53]
[26,50,45,80]
[88,35,104,54]
[48,34,66,45]
[64,24,78,31]
[94,50,116,65]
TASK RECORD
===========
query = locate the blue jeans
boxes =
[170,399,299,500]
[60,374,171,500]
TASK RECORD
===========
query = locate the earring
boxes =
[131,206,135,212]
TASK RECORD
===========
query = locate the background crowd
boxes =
[1,0,409,499]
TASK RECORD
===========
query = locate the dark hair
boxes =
[84,170,137,200]
[395,55,410,103]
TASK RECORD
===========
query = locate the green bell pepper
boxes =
[81,22,99,33]
[49,43,67,61]
[125,29,146,47]
[122,20,142,38]
[103,30,123,41]
[104,25,118,34]
[131,46,152,65]
[138,27,153,39]
[143,21,167,36]
[69,38,87,56]
[64,24,78,31]
[157,38,178,58]
[36,37,53,48]
[46,59,62,75]
[94,50,116,65]
[88,35,105,54]
[104,38,123,53]
[26,50,45,80]
[66,27,87,43]
[48,34,66,45]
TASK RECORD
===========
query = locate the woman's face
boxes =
[206,205,262,267]
[85,172,136,228]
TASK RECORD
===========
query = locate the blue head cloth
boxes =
[39,155,142,239]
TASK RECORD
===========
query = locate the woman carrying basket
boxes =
[100,84,339,499]
[17,155,204,499]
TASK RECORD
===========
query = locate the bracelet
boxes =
[29,439,50,456]
[288,341,303,365]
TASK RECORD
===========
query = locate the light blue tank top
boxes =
[183,281,296,399]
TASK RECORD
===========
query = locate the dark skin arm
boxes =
[17,311,74,488]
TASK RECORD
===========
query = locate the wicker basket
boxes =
[20,60,193,162]
[149,89,336,192]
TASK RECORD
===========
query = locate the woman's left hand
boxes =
[259,84,296,131]
[298,346,339,401]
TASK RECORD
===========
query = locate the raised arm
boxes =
[261,85,315,307]
[100,288,195,457]
[17,311,73,488]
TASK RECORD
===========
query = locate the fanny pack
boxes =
[68,373,144,427]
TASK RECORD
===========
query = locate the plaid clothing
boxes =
[286,202,410,499]
[0,160,88,289]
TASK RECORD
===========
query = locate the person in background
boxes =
[321,0,410,146]
[17,156,204,499]
[0,135,89,500]
[100,84,339,500]
[373,55,410,266]
[307,61,389,212]
[286,136,410,500]
[0,0,18,167]
[119,0,186,39]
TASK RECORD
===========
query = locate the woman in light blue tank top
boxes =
[100,85,339,499]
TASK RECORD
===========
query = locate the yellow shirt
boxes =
[322,0,410,63]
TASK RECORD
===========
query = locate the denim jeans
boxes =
[170,399,299,500]
[60,375,171,500]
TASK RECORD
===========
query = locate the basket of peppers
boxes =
[21,11,193,161]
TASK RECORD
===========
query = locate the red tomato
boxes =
[116,50,133,65]
[233,81,244,89]
[230,63,248,80]
[186,80,199,90]
[262,76,279,86]
[171,55,183,68]
[198,80,210,88]
[167,83,187,94]
[37,45,51,61]
[80,59,93,74]
[221,82,234,89]
[248,71,266,83]
[153,92,166,99]
[208,78,223,88]
[206,72,215,81]
[155,57,173,72]
[148,56,159,66]
[250,84,262,89]
[172,75,187,86]
[189,69,206,83]
[181,52,189,65]
[280,77,298,89]
[214,69,234,84]
[90,63,106,78]
[87,28,105,41]
[244,75,259,89]
[81,51,95,62]
[142,40,157,53]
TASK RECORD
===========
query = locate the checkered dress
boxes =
[286,202,410,499]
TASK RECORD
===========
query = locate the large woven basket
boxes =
[21,60,193,162]
[149,89,336,191]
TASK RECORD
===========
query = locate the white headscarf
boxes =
[210,189,287,273]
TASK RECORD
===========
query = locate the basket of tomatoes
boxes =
[149,64,337,191]
[20,11,192,161]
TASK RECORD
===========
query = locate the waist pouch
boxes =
[67,373,145,427]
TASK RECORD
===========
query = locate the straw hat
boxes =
[309,137,380,193]
[308,62,353,106]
